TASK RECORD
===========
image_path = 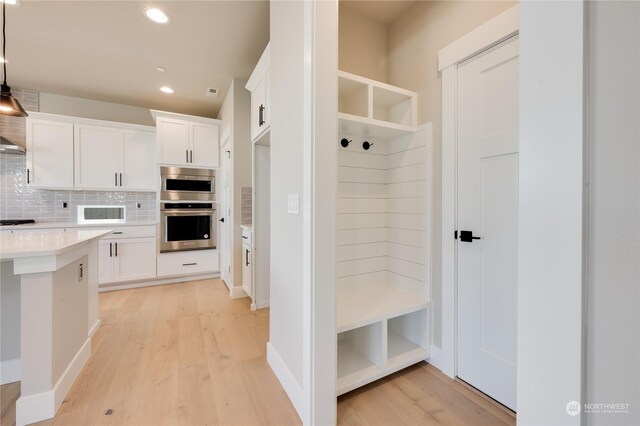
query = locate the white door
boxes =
[456,35,519,410]
[74,124,120,189]
[26,119,74,188]
[219,140,232,284]
[119,130,156,190]
[191,123,219,167]
[98,240,115,284]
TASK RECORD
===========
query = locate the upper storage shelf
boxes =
[338,71,418,138]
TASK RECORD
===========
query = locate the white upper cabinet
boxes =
[74,124,120,189]
[246,43,270,144]
[153,111,221,168]
[26,113,156,191]
[26,118,74,188]
[119,129,156,190]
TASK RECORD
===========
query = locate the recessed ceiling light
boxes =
[156,67,166,73]
[160,86,174,94]
[144,8,170,24]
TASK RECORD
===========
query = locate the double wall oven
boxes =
[159,167,217,253]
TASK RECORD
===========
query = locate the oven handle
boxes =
[161,210,215,215]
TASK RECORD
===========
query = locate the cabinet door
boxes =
[119,130,156,190]
[74,124,120,189]
[158,118,189,165]
[250,77,266,141]
[98,240,115,284]
[242,243,252,297]
[190,123,219,167]
[26,119,74,188]
[114,238,156,282]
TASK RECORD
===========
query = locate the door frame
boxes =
[438,4,519,379]
[219,133,232,287]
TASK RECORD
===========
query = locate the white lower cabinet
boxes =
[242,242,252,298]
[98,237,156,284]
[156,249,219,277]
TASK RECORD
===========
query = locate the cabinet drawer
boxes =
[241,227,253,245]
[95,225,156,239]
[156,249,219,277]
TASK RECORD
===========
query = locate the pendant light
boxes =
[0,2,27,117]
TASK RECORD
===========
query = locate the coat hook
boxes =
[340,138,352,148]
[362,141,373,150]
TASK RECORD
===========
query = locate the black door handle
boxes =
[459,230,481,243]
[219,218,225,223]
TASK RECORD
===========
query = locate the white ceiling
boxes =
[4,1,270,118]
[340,0,416,26]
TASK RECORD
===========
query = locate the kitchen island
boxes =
[0,229,109,426]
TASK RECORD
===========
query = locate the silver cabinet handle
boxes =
[109,242,113,257]
[78,263,84,281]
[186,149,189,163]
[115,172,118,186]
[112,231,123,235]
[119,173,123,187]
[245,249,250,266]
[182,262,197,266]
[259,104,265,126]
[27,168,31,184]
[114,242,118,257]
[190,150,193,163]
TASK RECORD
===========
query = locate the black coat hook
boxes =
[362,141,374,150]
[340,138,352,148]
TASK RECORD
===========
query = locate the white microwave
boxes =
[77,205,126,225]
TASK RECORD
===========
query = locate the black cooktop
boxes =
[0,219,36,226]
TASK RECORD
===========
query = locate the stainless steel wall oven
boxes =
[160,202,216,252]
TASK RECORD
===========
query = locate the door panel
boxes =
[98,241,114,284]
[191,123,219,167]
[26,119,74,188]
[220,142,231,284]
[158,118,189,165]
[120,130,155,190]
[456,35,519,410]
[114,238,156,282]
[74,125,119,189]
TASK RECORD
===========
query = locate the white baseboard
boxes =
[256,300,270,309]
[0,358,20,385]
[230,286,249,299]
[267,342,306,421]
[88,319,102,337]
[16,337,91,426]
[428,344,443,372]
[98,272,219,292]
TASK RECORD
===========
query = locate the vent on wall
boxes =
[206,87,219,98]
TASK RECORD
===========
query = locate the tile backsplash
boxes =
[0,88,156,224]
[0,154,156,223]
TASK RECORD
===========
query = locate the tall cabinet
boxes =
[335,71,432,395]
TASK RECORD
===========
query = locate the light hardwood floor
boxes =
[1,279,514,426]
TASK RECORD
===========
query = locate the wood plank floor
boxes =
[1,279,514,426]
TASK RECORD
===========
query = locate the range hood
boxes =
[0,136,26,155]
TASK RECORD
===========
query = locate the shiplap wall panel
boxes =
[337,127,429,290]
[387,213,426,230]
[337,242,387,261]
[338,167,387,184]
[337,213,388,229]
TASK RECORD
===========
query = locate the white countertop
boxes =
[0,221,156,230]
[0,229,111,259]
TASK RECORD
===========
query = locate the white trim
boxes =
[25,111,155,132]
[0,358,21,385]
[16,337,91,426]
[439,5,519,380]
[229,286,248,299]
[98,272,219,292]
[150,109,222,126]
[428,345,443,371]
[438,4,519,71]
[267,342,305,419]
[246,43,270,91]
[88,319,102,338]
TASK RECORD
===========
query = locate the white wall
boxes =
[39,92,154,126]
[518,2,585,424]
[339,5,388,82]
[269,0,306,400]
[586,2,640,425]
[386,1,515,349]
